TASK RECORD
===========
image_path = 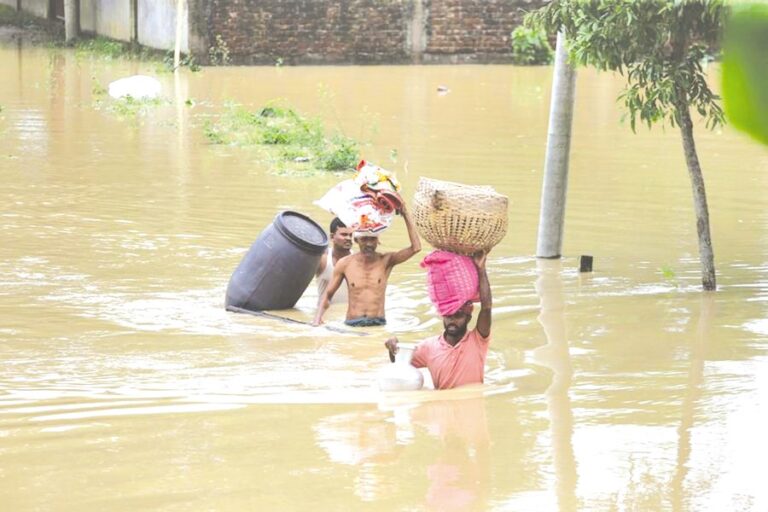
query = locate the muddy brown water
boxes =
[1,43,767,511]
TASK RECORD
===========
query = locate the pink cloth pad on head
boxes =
[420,250,479,316]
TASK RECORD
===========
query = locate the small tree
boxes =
[528,0,726,291]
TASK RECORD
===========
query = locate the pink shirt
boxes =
[411,329,490,390]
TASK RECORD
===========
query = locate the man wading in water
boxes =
[314,218,354,305]
[312,202,421,327]
[384,251,491,389]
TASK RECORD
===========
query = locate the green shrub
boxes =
[208,34,231,65]
[318,136,359,171]
[204,101,359,173]
[510,26,553,65]
[75,37,127,59]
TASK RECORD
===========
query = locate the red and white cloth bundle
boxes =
[315,160,402,234]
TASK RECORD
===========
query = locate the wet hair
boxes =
[329,217,346,234]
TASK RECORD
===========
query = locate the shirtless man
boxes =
[315,218,354,305]
[313,203,421,327]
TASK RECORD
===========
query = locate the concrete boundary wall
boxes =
[79,0,98,33]
[0,1,17,10]
[93,0,130,42]
[8,0,546,64]
[20,0,49,18]
[138,0,188,53]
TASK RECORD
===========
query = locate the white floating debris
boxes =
[108,75,162,100]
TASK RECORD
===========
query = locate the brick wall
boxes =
[424,0,542,62]
[206,0,412,65]
[199,0,547,65]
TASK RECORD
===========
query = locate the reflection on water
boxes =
[1,41,768,511]
[410,396,491,511]
[534,259,577,512]
[315,392,494,510]
[671,295,712,512]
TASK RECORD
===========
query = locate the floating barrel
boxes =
[225,211,328,311]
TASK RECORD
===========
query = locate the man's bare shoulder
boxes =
[338,252,360,266]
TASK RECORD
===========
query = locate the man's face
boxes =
[332,227,353,250]
[356,235,379,254]
[442,310,471,338]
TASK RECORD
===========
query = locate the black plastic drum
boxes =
[225,211,328,311]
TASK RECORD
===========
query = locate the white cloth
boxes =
[317,247,348,304]
[314,180,393,234]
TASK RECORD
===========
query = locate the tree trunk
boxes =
[537,32,577,259]
[677,100,717,291]
[64,0,78,44]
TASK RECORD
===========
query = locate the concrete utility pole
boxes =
[174,0,185,69]
[64,0,78,43]
[536,32,576,259]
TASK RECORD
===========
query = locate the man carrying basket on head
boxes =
[380,176,505,389]
[384,250,491,390]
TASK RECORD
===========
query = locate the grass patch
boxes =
[72,36,200,72]
[203,102,360,173]
[74,37,129,59]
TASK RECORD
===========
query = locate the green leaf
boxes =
[722,4,768,145]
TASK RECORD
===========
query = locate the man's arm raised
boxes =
[313,258,347,326]
[389,201,422,266]
[474,250,492,338]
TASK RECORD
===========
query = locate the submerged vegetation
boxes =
[89,78,167,122]
[203,102,359,173]
[105,96,166,119]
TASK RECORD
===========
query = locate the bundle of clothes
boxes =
[315,160,403,236]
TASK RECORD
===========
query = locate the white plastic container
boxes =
[377,343,424,392]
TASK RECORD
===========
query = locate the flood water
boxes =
[1,42,767,511]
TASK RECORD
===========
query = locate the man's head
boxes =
[441,301,474,340]
[354,232,380,255]
[329,218,353,251]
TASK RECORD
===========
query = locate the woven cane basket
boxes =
[413,177,508,255]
